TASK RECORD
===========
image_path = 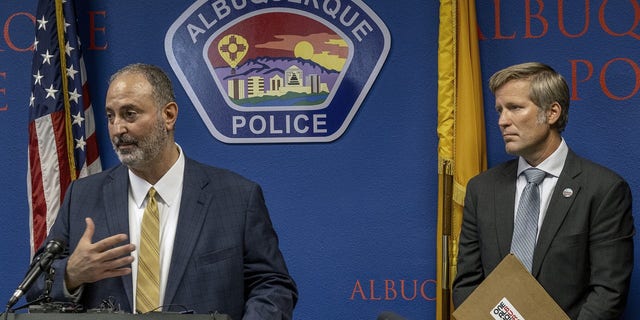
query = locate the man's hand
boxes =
[65,217,135,291]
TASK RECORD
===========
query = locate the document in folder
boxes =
[452,254,570,320]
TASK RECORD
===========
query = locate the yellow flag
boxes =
[436,0,487,319]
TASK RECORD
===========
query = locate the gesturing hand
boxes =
[65,217,136,291]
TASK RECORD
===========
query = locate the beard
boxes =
[111,116,169,167]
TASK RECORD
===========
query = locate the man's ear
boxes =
[547,102,561,125]
[163,102,178,130]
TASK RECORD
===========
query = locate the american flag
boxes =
[28,0,102,256]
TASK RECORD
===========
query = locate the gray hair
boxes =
[489,62,570,132]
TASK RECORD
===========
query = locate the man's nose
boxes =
[497,111,510,127]
[111,118,127,134]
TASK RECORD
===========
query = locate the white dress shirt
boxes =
[128,144,185,312]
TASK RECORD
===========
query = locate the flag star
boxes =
[33,70,44,85]
[37,15,48,30]
[67,64,79,80]
[41,50,54,65]
[75,136,87,151]
[64,20,71,33]
[30,93,35,107]
[45,84,58,99]
[68,88,81,104]
[72,111,85,126]
[33,37,39,51]
[65,41,74,56]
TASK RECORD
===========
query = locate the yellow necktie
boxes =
[136,187,160,313]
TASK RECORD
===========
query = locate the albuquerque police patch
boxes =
[165,0,391,143]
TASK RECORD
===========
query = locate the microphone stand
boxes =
[4,266,55,314]
[4,239,66,315]
[3,256,58,319]
[42,267,55,304]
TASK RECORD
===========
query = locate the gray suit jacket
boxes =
[452,150,634,319]
[27,158,298,320]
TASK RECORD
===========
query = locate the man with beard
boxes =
[26,63,298,319]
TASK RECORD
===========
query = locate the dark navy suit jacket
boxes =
[28,158,298,320]
[452,150,634,319]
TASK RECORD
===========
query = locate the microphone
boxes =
[377,311,407,320]
[6,239,66,310]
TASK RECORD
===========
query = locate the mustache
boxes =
[112,135,137,146]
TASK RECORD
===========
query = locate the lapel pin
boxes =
[562,188,573,198]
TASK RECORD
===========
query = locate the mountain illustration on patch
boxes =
[205,12,350,108]
[213,56,342,107]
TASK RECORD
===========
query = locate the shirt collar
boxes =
[517,138,568,178]
[129,143,186,208]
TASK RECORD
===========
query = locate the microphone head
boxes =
[44,239,66,256]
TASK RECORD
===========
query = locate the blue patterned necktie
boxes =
[511,168,546,272]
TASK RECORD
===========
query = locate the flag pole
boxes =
[440,160,453,320]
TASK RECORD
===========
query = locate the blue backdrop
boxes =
[0,1,637,319]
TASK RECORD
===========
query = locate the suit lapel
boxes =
[102,165,134,311]
[495,161,518,257]
[531,151,581,276]
[163,159,211,306]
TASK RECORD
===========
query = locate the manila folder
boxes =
[453,254,569,320]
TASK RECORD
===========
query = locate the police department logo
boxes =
[165,0,390,143]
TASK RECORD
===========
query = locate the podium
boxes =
[6,314,224,320]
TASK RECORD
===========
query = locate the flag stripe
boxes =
[28,123,46,253]
[47,111,71,224]
[34,115,61,215]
